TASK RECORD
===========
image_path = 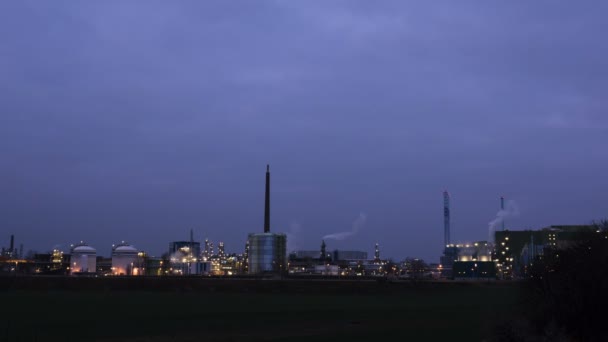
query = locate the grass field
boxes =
[0,282,521,342]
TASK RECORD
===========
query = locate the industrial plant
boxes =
[0,169,604,281]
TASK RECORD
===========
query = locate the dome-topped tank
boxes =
[111,242,140,276]
[113,245,138,253]
[70,242,97,274]
[73,245,96,253]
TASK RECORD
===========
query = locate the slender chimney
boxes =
[264,164,270,233]
[190,229,194,256]
[443,191,450,246]
[320,240,326,261]
[500,196,505,231]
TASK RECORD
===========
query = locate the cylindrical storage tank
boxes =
[247,233,286,274]
[70,243,97,274]
[111,243,139,276]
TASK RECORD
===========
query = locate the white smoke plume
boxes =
[286,221,301,252]
[323,213,367,241]
[488,200,520,241]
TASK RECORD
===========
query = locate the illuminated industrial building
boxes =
[169,241,201,260]
[288,242,382,276]
[167,230,206,275]
[70,242,97,274]
[31,250,69,275]
[247,165,287,274]
[494,225,596,278]
[440,242,496,279]
[454,241,492,262]
[111,242,139,276]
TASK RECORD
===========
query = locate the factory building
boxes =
[494,225,597,278]
[455,241,492,262]
[291,241,332,262]
[70,242,96,274]
[288,241,326,275]
[32,250,70,275]
[168,230,206,275]
[111,242,139,276]
[169,241,201,261]
[289,241,380,276]
[248,165,287,275]
[441,242,495,279]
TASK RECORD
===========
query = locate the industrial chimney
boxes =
[443,191,451,246]
[264,164,270,233]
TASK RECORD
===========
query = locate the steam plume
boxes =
[488,200,519,241]
[323,213,367,241]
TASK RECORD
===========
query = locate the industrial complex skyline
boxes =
[1,2,608,262]
[1,164,600,264]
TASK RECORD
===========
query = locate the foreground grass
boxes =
[0,283,520,341]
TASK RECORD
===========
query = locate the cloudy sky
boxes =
[1,1,607,261]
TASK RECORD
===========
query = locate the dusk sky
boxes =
[1,1,607,262]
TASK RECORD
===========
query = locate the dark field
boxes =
[0,278,521,342]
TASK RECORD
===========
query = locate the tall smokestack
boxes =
[9,235,14,253]
[264,164,270,233]
[443,191,450,246]
[190,229,194,254]
[501,196,505,231]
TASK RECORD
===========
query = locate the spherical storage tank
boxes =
[70,242,97,274]
[111,242,139,275]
